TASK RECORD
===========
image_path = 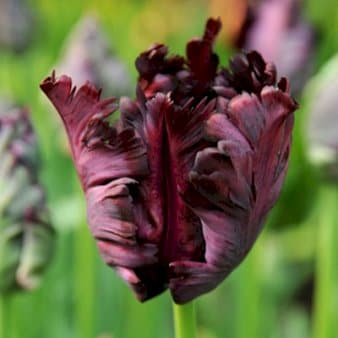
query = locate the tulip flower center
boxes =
[142,95,206,270]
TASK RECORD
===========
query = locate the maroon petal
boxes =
[219,51,277,96]
[135,44,184,81]
[174,86,296,300]
[40,73,148,186]
[169,260,227,304]
[249,87,296,232]
[40,74,163,298]
[186,18,221,91]
[128,94,216,262]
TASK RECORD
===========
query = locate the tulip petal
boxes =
[169,260,227,304]
[186,18,221,87]
[180,88,295,285]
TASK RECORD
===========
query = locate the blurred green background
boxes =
[0,0,337,337]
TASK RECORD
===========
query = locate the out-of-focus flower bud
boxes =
[0,102,54,293]
[0,0,34,52]
[217,0,316,95]
[51,15,133,154]
[41,18,297,304]
[55,15,132,98]
[306,54,338,181]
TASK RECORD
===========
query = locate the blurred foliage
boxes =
[0,0,337,337]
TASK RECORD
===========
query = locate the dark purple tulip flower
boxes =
[40,18,297,304]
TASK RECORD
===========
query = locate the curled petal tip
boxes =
[204,17,222,42]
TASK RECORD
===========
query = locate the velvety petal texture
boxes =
[40,18,297,304]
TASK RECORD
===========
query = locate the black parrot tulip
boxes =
[41,18,297,303]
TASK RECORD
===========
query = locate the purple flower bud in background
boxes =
[0,102,54,293]
[0,0,34,52]
[54,15,132,98]
[49,15,133,155]
[40,18,297,304]
[234,0,316,95]
[306,54,338,180]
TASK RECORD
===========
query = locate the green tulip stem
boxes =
[313,184,338,338]
[173,301,197,338]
